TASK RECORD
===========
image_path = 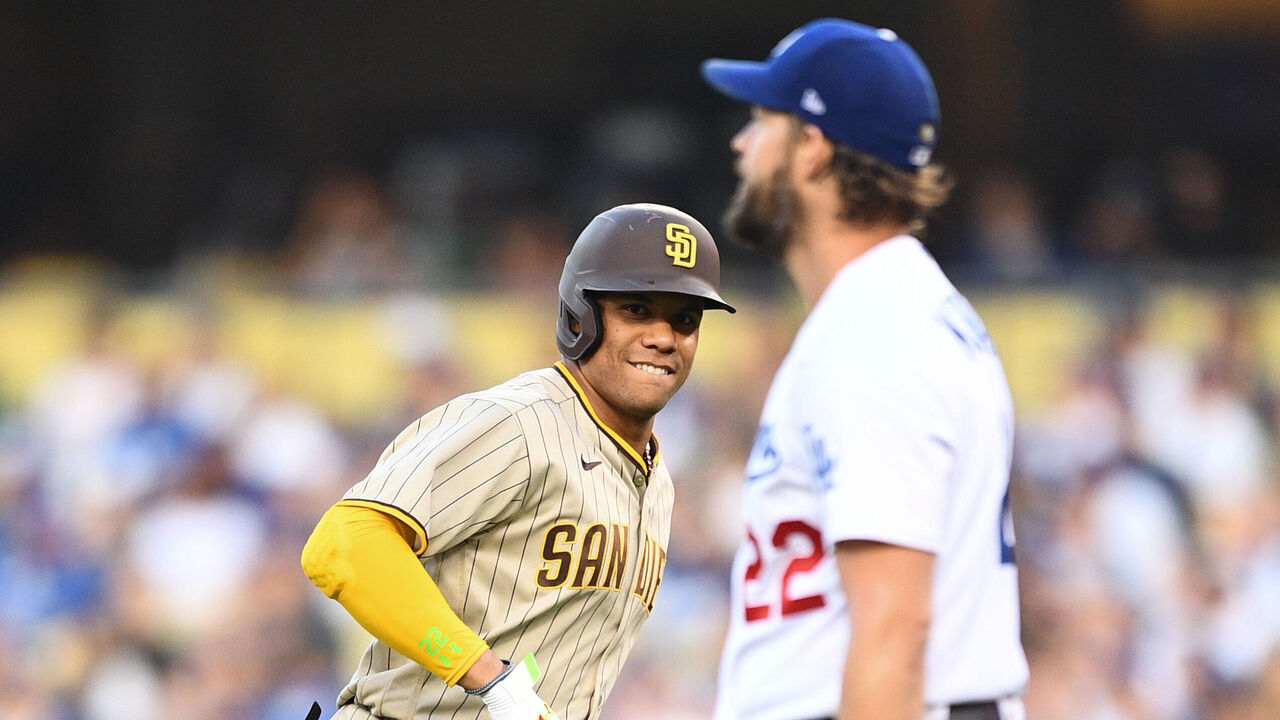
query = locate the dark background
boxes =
[2,0,1278,270]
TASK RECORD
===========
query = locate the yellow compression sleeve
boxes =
[300,502,488,685]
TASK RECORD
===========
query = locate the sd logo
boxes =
[664,223,697,268]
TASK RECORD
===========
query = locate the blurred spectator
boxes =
[1171,349,1271,515]
[370,292,473,438]
[102,366,198,510]
[376,293,457,370]
[28,305,146,538]
[1199,502,1280,689]
[0,623,65,717]
[229,382,346,495]
[1116,297,1272,557]
[118,442,268,642]
[162,316,260,446]
[227,379,350,548]
[1077,456,1205,719]
[80,647,164,720]
[1017,352,1128,494]
[1068,158,1162,264]
[388,131,550,289]
[957,165,1060,281]
[1159,146,1243,258]
[280,170,414,298]
[1110,304,1200,484]
[480,208,572,297]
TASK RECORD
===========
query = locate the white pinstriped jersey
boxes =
[336,363,673,720]
[715,237,1029,720]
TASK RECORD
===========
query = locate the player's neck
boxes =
[561,359,656,458]
[784,214,905,310]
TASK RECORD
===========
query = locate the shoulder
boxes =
[396,368,571,446]
[429,367,587,452]
[797,241,967,399]
[459,366,576,415]
[811,237,960,344]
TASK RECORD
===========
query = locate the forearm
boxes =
[300,503,490,686]
[835,540,934,720]
[840,617,926,720]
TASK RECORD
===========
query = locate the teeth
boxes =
[633,363,671,376]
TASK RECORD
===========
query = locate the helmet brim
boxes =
[581,274,736,314]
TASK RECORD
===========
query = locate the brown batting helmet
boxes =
[556,203,736,360]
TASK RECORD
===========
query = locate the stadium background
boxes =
[2,1,1280,718]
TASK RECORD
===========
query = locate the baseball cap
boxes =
[701,18,940,171]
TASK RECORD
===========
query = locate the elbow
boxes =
[856,603,931,658]
[903,611,931,658]
[301,512,349,599]
[894,604,932,650]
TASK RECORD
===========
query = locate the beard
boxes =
[723,161,802,263]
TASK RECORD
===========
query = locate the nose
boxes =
[730,121,751,153]
[642,319,677,352]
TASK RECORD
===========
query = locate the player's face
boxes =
[578,292,703,430]
[724,107,804,262]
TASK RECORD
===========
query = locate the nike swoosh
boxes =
[581,455,602,471]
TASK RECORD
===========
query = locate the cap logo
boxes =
[919,123,936,143]
[800,88,827,116]
[908,145,933,167]
[664,223,697,268]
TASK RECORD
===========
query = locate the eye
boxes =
[674,311,703,329]
[620,302,647,316]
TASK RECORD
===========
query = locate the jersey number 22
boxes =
[742,520,826,622]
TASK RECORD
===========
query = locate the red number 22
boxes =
[743,520,826,622]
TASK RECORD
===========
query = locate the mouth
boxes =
[631,362,674,377]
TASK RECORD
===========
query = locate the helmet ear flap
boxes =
[555,293,603,361]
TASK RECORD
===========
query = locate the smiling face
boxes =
[572,292,704,441]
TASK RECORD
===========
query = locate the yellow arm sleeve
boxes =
[300,502,488,685]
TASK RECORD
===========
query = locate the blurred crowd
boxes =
[1,155,1279,720]
[1011,298,1280,720]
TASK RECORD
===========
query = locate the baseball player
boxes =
[300,203,734,720]
[701,19,1029,720]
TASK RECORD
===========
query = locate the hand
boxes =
[471,654,560,720]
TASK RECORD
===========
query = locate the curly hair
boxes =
[826,142,953,234]
[793,116,955,234]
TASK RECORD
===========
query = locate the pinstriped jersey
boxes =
[336,363,674,720]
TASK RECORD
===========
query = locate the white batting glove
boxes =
[466,653,561,720]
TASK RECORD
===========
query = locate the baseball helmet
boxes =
[556,203,736,360]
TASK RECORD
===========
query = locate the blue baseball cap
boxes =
[702,18,940,171]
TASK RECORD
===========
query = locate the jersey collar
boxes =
[553,361,657,478]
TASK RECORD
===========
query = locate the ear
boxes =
[794,124,834,181]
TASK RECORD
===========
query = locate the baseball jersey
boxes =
[714,236,1029,720]
[337,363,674,720]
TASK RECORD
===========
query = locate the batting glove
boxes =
[466,653,560,720]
